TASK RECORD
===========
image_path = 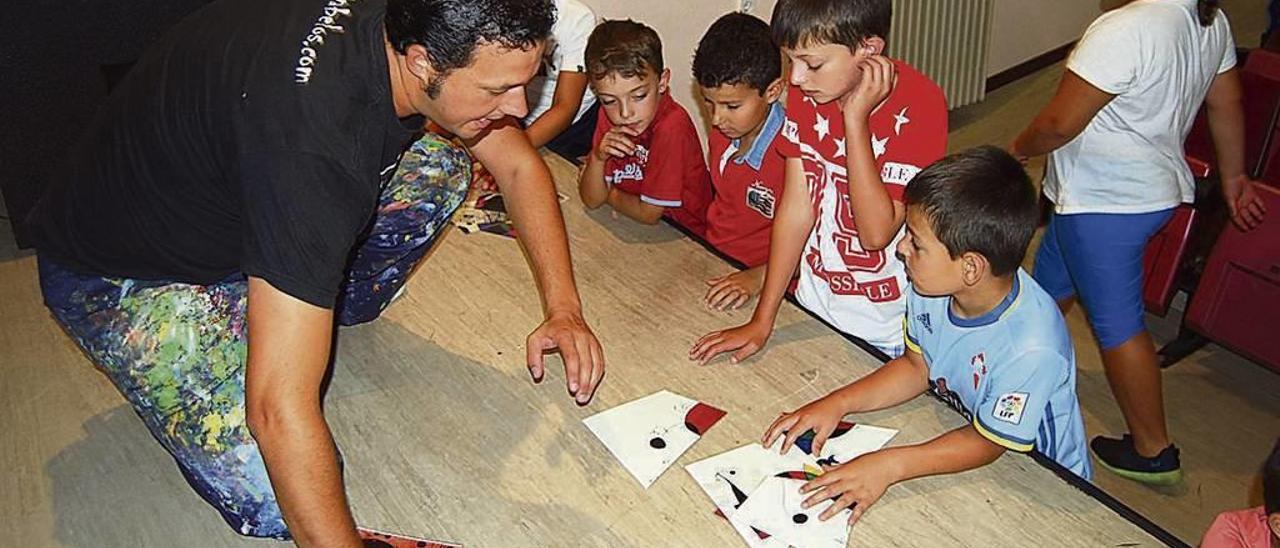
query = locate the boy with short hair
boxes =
[762,147,1092,525]
[694,12,788,311]
[578,19,712,234]
[690,0,947,362]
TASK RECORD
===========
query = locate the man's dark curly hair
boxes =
[386,0,555,96]
[693,12,781,95]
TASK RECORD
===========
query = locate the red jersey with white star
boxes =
[776,58,947,349]
[705,102,788,267]
[593,92,713,234]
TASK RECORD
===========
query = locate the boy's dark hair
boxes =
[693,13,781,95]
[585,20,664,81]
[770,0,892,50]
[904,146,1038,277]
[1266,438,1280,514]
[386,0,555,96]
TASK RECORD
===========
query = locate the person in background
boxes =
[523,0,599,162]
[1010,0,1266,485]
[1201,438,1280,548]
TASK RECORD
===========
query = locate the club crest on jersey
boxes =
[994,392,1028,424]
[970,352,987,389]
[783,119,799,144]
[745,182,776,219]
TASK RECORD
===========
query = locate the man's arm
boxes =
[244,277,360,548]
[1204,67,1269,230]
[467,121,605,402]
[605,187,665,224]
[1010,71,1115,159]
[525,72,590,149]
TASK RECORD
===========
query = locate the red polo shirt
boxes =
[705,101,787,267]
[593,92,712,234]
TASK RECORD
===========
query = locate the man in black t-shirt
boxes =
[28,0,605,544]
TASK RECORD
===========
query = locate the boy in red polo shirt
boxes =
[578,19,712,235]
[694,12,788,311]
[691,0,947,362]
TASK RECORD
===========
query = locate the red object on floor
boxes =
[1142,204,1197,316]
[1185,183,1280,372]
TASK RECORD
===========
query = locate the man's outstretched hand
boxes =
[527,309,606,404]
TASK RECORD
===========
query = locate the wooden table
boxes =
[1,153,1169,547]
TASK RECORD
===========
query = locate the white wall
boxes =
[986,0,1102,77]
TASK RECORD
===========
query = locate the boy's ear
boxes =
[764,77,785,103]
[1268,514,1280,540]
[960,251,988,287]
[861,36,886,56]
[657,67,672,94]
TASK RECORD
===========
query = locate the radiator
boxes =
[891,0,995,109]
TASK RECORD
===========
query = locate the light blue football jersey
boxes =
[905,269,1092,479]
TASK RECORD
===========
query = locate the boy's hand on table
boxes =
[800,450,899,525]
[842,55,897,121]
[761,394,848,456]
[471,160,497,193]
[703,267,765,311]
[594,126,640,161]
[688,320,772,365]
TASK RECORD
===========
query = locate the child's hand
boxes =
[842,55,897,120]
[471,160,497,193]
[594,126,640,162]
[688,320,772,365]
[703,268,765,311]
[800,451,898,525]
[761,395,848,455]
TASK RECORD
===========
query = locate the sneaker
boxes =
[1090,434,1183,485]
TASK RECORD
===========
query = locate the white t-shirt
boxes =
[523,0,597,126]
[1044,0,1236,215]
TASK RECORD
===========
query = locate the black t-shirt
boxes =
[29,0,424,308]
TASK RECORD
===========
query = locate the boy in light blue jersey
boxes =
[763,146,1089,526]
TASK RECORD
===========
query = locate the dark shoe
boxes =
[1090,434,1183,485]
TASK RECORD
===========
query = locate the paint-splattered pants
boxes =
[37,134,470,538]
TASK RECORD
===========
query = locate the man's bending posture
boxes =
[27,0,605,545]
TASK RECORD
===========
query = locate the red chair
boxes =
[1142,204,1197,315]
[1149,50,1280,317]
[1184,183,1280,372]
